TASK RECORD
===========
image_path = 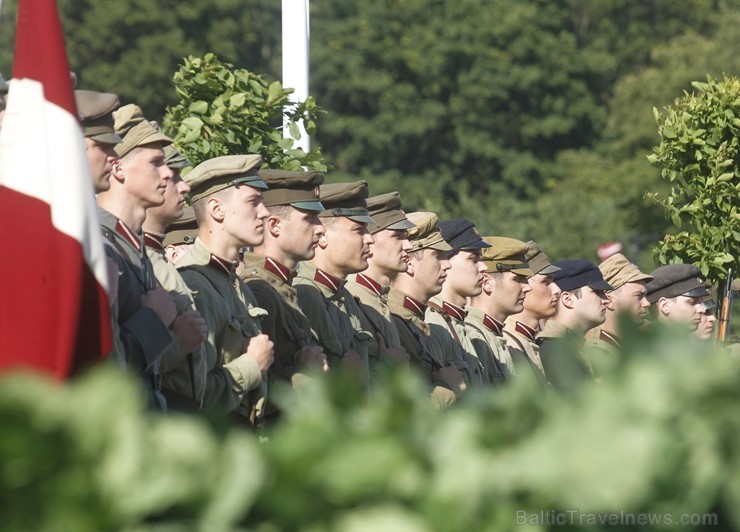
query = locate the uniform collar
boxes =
[514,321,537,342]
[264,257,293,283]
[599,329,621,347]
[143,231,165,252]
[313,267,343,294]
[481,314,504,336]
[208,253,237,276]
[356,272,389,297]
[115,219,142,252]
[441,300,466,322]
[403,294,427,319]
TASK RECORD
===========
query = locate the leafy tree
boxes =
[648,75,740,284]
[163,53,326,170]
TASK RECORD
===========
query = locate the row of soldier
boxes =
[76,88,719,425]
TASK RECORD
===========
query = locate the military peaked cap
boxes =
[259,169,325,212]
[113,104,172,157]
[598,253,652,290]
[318,181,373,223]
[74,89,122,144]
[481,236,534,276]
[524,241,560,275]
[366,191,415,234]
[553,259,612,292]
[185,154,266,202]
[406,212,452,252]
[645,264,710,303]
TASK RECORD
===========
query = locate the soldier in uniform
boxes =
[426,220,490,388]
[74,90,122,193]
[240,169,329,422]
[97,103,178,410]
[504,241,561,386]
[141,144,208,411]
[467,237,535,385]
[178,154,274,422]
[388,212,464,407]
[537,259,611,392]
[695,297,718,341]
[585,253,653,378]
[293,181,375,387]
[163,206,197,265]
[345,192,414,382]
[645,264,709,332]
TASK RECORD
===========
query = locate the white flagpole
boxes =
[282,0,310,154]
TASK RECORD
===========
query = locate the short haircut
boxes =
[266,204,293,220]
[192,186,233,223]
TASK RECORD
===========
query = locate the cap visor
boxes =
[347,214,375,224]
[291,200,325,212]
[90,131,123,144]
[683,286,711,298]
[458,239,492,251]
[588,280,614,291]
[428,239,453,251]
[386,219,417,230]
[511,267,535,277]
[234,178,269,190]
[537,264,561,275]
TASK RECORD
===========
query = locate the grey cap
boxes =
[646,264,710,304]
[525,241,560,275]
[366,191,415,234]
[74,90,122,144]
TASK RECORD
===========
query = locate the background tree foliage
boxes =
[2,0,740,262]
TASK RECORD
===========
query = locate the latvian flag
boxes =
[0,0,112,378]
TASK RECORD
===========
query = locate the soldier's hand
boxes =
[433,365,466,396]
[244,333,274,372]
[296,346,329,373]
[106,257,120,306]
[338,350,366,380]
[171,309,207,353]
[377,334,410,365]
[141,286,177,327]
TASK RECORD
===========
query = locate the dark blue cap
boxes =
[438,219,491,251]
[552,259,613,292]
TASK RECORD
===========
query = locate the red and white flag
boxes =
[0,0,112,378]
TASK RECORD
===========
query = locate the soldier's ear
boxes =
[266,215,281,236]
[111,159,125,182]
[317,233,329,250]
[207,196,225,222]
[560,290,575,310]
[657,296,671,316]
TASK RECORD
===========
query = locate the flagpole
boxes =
[282,0,310,154]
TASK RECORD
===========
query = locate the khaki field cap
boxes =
[185,154,266,202]
[645,264,710,304]
[113,104,172,158]
[318,181,374,223]
[259,169,325,212]
[163,144,191,170]
[524,241,560,275]
[481,236,534,276]
[163,206,198,247]
[366,191,416,234]
[598,253,653,290]
[74,90,122,144]
[406,212,452,252]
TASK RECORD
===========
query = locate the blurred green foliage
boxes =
[2,324,739,531]
[163,53,326,171]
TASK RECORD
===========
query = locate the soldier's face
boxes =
[523,273,559,319]
[148,169,190,226]
[223,184,269,247]
[445,249,485,298]
[368,229,412,275]
[116,143,172,208]
[320,217,375,275]
[573,286,609,328]
[412,249,451,297]
[491,271,532,316]
[659,295,704,330]
[279,207,325,262]
[609,281,650,324]
[695,306,717,340]
[84,137,118,193]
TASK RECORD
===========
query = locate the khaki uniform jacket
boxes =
[425,297,482,387]
[536,320,593,392]
[386,287,456,408]
[240,253,319,401]
[177,238,263,416]
[502,318,549,388]
[584,327,621,380]
[345,273,404,380]
[464,307,511,385]
[294,262,372,388]
[145,233,207,407]
[99,208,172,410]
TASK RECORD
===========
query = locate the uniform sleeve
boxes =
[295,283,344,364]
